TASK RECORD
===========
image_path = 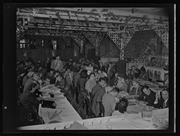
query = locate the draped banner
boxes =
[83,32,104,55]
[108,29,135,60]
[83,32,97,48]
[154,25,169,49]
[71,35,85,53]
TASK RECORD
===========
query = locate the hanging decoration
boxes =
[83,32,98,48]
[154,25,169,48]
[108,26,135,60]
[90,9,97,13]
[100,8,109,12]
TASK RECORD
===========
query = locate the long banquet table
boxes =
[18,84,169,130]
[19,108,169,130]
[38,96,82,124]
[37,85,82,124]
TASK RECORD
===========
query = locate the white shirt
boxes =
[163,99,168,108]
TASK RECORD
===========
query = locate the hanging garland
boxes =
[154,25,169,49]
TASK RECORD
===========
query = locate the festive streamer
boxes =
[154,25,169,49]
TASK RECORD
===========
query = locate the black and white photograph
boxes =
[3,3,176,133]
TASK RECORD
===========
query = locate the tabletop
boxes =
[39,96,82,124]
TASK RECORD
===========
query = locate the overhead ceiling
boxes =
[17,7,169,36]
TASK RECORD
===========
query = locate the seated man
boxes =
[102,87,120,116]
[112,98,129,116]
[20,83,42,121]
[154,89,169,109]
[138,85,156,107]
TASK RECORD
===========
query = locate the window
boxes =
[52,40,57,50]
[19,39,26,48]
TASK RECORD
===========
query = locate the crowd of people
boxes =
[16,56,169,126]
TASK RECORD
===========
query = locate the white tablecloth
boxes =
[39,97,82,124]
[19,113,156,130]
[19,108,169,130]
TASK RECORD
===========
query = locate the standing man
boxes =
[102,87,120,116]
[91,77,107,117]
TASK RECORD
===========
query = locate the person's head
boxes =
[142,85,151,95]
[56,56,60,60]
[27,71,34,77]
[98,69,102,74]
[89,73,95,80]
[131,65,136,70]
[164,73,169,80]
[132,80,140,88]
[50,77,56,84]
[54,71,60,78]
[33,73,39,81]
[161,89,169,101]
[80,70,87,78]
[38,72,43,79]
[127,69,132,75]
[110,87,120,97]
[116,98,129,113]
[99,77,107,87]
[56,74,63,81]
[140,66,146,73]
[151,57,156,62]
[105,86,113,93]
[94,68,98,73]
[28,83,38,93]
[124,77,129,84]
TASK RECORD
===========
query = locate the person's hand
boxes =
[38,80,42,84]
[115,97,119,103]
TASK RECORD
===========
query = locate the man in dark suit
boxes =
[153,89,169,109]
[161,89,169,108]
[138,85,156,107]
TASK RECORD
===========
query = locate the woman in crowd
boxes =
[112,97,129,116]
[164,73,169,86]
[64,68,74,95]
[85,73,97,98]
[102,87,120,116]
[55,74,66,90]
[22,70,34,87]
[138,85,156,107]
[41,75,51,87]
[23,72,40,92]
[139,66,148,80]
[115,75,128,92]
[129,80,142,96]
[126,69,133,80]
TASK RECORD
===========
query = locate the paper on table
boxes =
[65,121,88,130]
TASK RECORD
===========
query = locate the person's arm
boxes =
[23,79,32,92]
[110,97,117,113]
[85,81,91,93]
[138,93,145,101]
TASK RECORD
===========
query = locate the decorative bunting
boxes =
[90,9,97,13]
[154,25,169,48]
[100,8,108,12]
